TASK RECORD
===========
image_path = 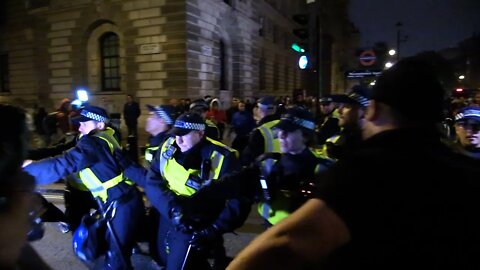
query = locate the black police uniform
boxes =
[123,131,172,187]
[27,132,97,231]
[24,125,144,270]
[144,114,250,270]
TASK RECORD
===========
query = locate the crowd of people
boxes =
[1,54,480,269]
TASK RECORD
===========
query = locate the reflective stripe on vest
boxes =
[323,134,341,160]
[78,128,130,202]
[145,146,160,163]
[257,120,281,175]
[258,196,291,225]
[66,174,90,191]
[158,137,226,196]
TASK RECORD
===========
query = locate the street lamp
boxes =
[459,75,465,80]
[385,62,393,69]
[388,49,396,56]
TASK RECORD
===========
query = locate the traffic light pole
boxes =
[307,1,322,117]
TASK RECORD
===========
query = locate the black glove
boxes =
[169,199,193,233]
[114,148,134,169]
[190,224,221,250]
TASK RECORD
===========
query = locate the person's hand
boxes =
[190,224,221,250]
[169,199,193,233]
[22,160,33,168]
[113,148,133,169]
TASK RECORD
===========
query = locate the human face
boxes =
[175,131,203,152]
[238,102,246,111]
[320,102,334,114]
[145,112,167,136]
[455,119,480,149]
[277,129,306,154]
[78,120,100,135]
[338,103,363,128]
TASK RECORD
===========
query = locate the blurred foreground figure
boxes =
[227,56,480,270]
[0,104,50,269]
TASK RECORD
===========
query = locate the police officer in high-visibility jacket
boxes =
[144,112,250,270]
[120,104,176,187]
[257,107,333,226]
[23,105,144,270]
[241,96,281,170]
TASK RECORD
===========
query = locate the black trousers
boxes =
[64,181,97,231]
[155,214,212,270]
[103,188,145,270]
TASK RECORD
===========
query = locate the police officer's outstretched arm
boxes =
[23,136,99,185]
[115,148,149,188]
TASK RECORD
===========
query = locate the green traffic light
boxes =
[291,43,305,53]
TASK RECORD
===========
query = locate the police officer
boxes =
[116,104,176,261]
[119,104,176,187]
[189,98,221,141]
[452,106,480,159]
[144,112,250,270]
[241,96,281,167]
[323,86,369,160]
[256,107,332,226]
[23,105,144,270]
[316,95,340,145]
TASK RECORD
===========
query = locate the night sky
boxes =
[349,0,480,57]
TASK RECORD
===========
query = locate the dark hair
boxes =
[0,104,28,185]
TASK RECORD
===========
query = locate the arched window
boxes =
[100,32,120,91]
[220,40,227,90]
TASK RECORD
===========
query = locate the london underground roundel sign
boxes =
[359,50,376,66]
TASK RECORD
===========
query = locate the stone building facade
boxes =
[0,0,356,116]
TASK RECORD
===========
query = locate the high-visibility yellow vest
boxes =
[257,120,281,175]
[158,137,234,196]
[78,128,132,202]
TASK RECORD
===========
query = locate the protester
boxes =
[227,56,480,270]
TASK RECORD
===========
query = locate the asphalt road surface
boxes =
[31,185,264,269]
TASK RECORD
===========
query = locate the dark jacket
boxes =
[231,110,256,137]
[123,101,141,125]
[316,128,480,269]
[123,131,172,187]
[24,128,132,202]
